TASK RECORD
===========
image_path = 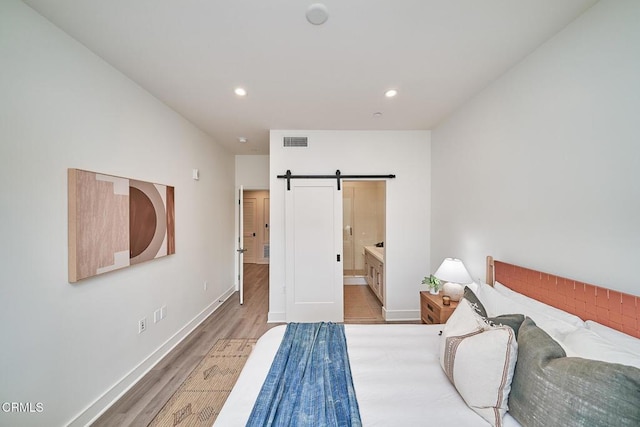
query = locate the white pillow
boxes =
[476,283,581,342]
[440,299,517,427]
[562,327,640,369]
[494,281,585,329]
[586,320,640,356]
[475,282,510,316]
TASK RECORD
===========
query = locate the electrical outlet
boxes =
[154,309,161,324]
[160,305,167,320]
[138,318,147,333]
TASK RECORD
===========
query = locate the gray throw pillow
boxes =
[486,314,525,338]
[510,318,640,427]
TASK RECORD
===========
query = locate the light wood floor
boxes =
[93,265,405,426]
[93,264,276,426]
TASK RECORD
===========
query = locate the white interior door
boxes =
[263,197,270,262]
[285,179,343,322]
[237,186,245,304]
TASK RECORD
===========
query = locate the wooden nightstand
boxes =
[420,291,459,324]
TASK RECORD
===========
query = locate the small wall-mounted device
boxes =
[192,169,199,180]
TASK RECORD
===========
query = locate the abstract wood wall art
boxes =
[68,169,175,283]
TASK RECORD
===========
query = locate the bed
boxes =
[215,257,640,426]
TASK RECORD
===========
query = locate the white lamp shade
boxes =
[434,258,473,284]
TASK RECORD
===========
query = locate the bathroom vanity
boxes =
[364,246,384,303]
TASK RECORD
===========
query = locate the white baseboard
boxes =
[267,311,286,323]
[67,285,236,427]
[382,307,420,322]
[343,276,367,285]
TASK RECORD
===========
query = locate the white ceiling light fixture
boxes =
[234,87,247,97]
[306,3,329,25]
[238,137,248,143]
[385,89,398,98]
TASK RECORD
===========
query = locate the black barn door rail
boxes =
[277,170,396,191]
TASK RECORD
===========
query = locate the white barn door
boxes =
[285,179,343,322]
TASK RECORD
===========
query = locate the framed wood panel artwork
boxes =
[68,169,175,283]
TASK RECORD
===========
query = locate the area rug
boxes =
[149,338,257,427]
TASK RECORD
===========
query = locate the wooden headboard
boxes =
[486,256,639,339]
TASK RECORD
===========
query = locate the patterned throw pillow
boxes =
[439,299,518,427]
[463,286,487,317]
[463,286,525,337]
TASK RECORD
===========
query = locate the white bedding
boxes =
[215,324,520,426]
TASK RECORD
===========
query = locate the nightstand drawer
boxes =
[421,295,442,324]
[420,291,458,324]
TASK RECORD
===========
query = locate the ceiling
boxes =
[23,0,598,155]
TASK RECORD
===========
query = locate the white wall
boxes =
[269,130,431,321]
[0,1,235,426]
[431,0,640,295]
[235,155,270,189]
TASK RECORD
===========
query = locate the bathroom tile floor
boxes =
[344,285,385,323]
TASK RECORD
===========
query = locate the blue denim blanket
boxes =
[246,322,362,427]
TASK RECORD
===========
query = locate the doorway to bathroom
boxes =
[342,181,385,322]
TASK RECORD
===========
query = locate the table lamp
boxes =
[434,258,473,301]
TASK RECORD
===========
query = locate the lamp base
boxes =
[442,282,464,301]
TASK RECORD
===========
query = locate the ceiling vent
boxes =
[283,136,308,147]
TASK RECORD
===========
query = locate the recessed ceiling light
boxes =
[306,3,329,25]
[373,112,383,118]
[385,89,398,98]
[238,137,248,143]
[234,87,247,97]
